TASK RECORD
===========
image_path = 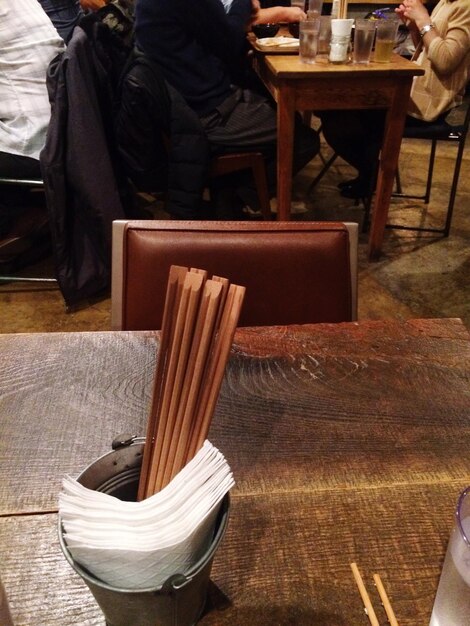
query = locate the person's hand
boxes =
[252,5,306,25]
[80,0,106,10]
[251,0,261,20]
[395,0,431,30]
[282,6,307,22]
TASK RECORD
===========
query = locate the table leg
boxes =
[276,85,296,221]
[368,78,413,260]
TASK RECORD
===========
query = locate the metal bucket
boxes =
[58,436,230,626]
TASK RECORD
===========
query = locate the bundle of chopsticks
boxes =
[138,265,245,501]
[351,562,399,626]
[338,0,349,18]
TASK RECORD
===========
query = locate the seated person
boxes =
[319,0,470,198]
[0,0,65,237]
[134,0,320,215]
[38,0,84,42]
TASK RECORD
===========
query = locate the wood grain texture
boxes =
[0,515,102,625]
[0,332,158,514]
[1,319,469,624]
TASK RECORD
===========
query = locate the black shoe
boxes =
[340,179,371,199]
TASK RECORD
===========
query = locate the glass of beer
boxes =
[353,18,376,64]
[430,487,470,626]
[374,18,399,63]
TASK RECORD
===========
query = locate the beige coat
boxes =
[408,0,470,121]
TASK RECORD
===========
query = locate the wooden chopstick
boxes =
[168,279,224,481]
[137,265,188,500]
[350,563,380,626]
[189,284,246,458]
[145,268,194,497]
[153,270,205,493]
[373,573,399,626]
[350,563,399,626]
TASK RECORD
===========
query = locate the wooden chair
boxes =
[208,152,272,220]
[111,220,358,330]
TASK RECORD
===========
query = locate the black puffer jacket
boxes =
[40,18,132,308]
[114,51,210,219]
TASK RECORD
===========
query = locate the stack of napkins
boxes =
[59,441,234,589]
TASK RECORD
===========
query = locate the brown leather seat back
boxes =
[112,220,358,329]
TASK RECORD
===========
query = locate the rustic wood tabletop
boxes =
[1,318,469,625]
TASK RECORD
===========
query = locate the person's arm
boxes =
[252,6,307,25]
[396,0,470,75]
[80,0,106,10]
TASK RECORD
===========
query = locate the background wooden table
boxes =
[253,52,424,260]
[1,319,469,625]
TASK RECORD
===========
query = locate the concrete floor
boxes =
[1,130,469,333]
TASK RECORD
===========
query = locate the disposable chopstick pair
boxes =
[185,283,245,462]
[138,265,187,501]
[350,562,399,626]
[138,265,245,500]
[139,266,200,498]
[164,279,224,485]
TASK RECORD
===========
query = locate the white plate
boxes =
[256,36,299,49]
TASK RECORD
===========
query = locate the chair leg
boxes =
[395,167,402,194]
[443,137,466,236]
[251,160,272,221]
[307,152,339,195]
[424,139,437,204]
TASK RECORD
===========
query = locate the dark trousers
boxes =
[319,109,448,185]
[200,87,320,214]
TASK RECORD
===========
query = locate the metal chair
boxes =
[389,97,470,235]
[0,177,58,286]
[111,219,358,330]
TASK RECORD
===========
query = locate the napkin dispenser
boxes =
[58,437,230,626]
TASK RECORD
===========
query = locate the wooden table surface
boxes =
[253,51,424,260]
[1,318,469,625]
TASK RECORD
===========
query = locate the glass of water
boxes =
[299,18,321,64]
[353,18,376,64]
[430,487,470,626]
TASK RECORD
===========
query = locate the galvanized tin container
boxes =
[58,437,230,626]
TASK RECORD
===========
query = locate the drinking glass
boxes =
[353,18,376,64]
[299,19,321,64]
[430,487,470,625]
[374,18,399,63]
[318,15,332,54]
[307,0,323,19]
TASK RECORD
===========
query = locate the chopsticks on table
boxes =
[137,265,245,500]
[350,562,399,626]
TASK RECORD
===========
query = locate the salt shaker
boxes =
[329,34,350,63]
[329,18,353,64]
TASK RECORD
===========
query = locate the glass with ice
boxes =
[430,487,470,625]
